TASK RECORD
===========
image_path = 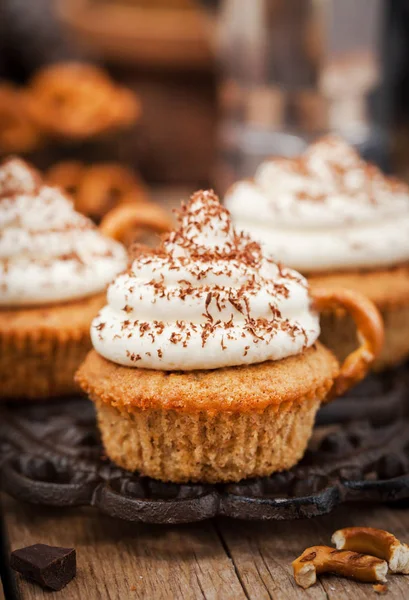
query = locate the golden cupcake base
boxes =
[76,343,337,483]
[0,293,106,400]
[310,264,409,370]
[94,397,321,483]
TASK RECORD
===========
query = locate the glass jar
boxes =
[215,0,387,191]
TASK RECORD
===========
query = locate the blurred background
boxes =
[1,0,409,214]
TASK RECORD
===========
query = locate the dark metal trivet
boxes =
[316,366,408,425]
[1,370,409,524]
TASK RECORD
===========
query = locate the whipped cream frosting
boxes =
[225,136,409,272]
[0,159,127,306]
[91,191,320,370]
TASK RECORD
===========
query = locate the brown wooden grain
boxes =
[1,495,246,600]
[4,493,409,599]
[218,504,409,600]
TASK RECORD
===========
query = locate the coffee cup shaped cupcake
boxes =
[225,136,409,370]
[76,191,383,483]
[0,158,172,400]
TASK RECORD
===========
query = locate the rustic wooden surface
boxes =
[2,493,409,599]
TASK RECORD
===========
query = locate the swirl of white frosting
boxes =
[225,136,409,272]
[0,159,127,306]
[91,191,319,370]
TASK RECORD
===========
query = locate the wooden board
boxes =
[3,493,409,599]
[1,495,246,600]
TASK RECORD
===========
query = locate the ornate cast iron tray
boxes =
[1,369,408,524]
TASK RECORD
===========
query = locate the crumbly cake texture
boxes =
[309,264,409,309]
[95,398,319,483]
[76,343,338,482]
[309,265,409,369]
[0,293,105,399]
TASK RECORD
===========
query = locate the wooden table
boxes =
[2,493,409,599]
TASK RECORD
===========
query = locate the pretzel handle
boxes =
[99,203,172,242]
[311,287,384,400]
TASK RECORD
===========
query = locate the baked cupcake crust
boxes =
[309,263,409,309]
[77,343,338,482]
[0,293,106,335]
[0,293,106,399]
[93,396,322,483]
[76,343,338,483]
[76,342,338,413]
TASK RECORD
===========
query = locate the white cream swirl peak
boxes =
[0,159,127,306]
[91,191,320,370]
[225,136,409,272]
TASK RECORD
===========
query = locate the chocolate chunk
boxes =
[10,544,76,591]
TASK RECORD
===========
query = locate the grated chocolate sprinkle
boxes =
[106,190,313,362]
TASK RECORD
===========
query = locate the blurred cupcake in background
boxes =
[0,158,171,401]
[225,136,409,370]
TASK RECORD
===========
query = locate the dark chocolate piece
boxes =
[10,544,76,591]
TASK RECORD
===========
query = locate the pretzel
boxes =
[332,527,409,574]
[373,584,388,594]
[293,545,388,589]
[47,161,148,221]
[99,202,173,244]
[25,62,140,140]
[0,84,41,154]
[311,287,384,399]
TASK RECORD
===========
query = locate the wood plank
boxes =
[4,490,409,599]
[2,495,247,600]
[0,496,16,600]
[0,517,5,600]
[218,504,409,599]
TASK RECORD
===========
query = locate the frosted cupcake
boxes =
[76,191,382,483]
[0,158,171,400]
[225,136,409,370]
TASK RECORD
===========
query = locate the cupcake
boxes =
[76,191,383,483]
[225,136,409,370]
[0,158,171,400]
